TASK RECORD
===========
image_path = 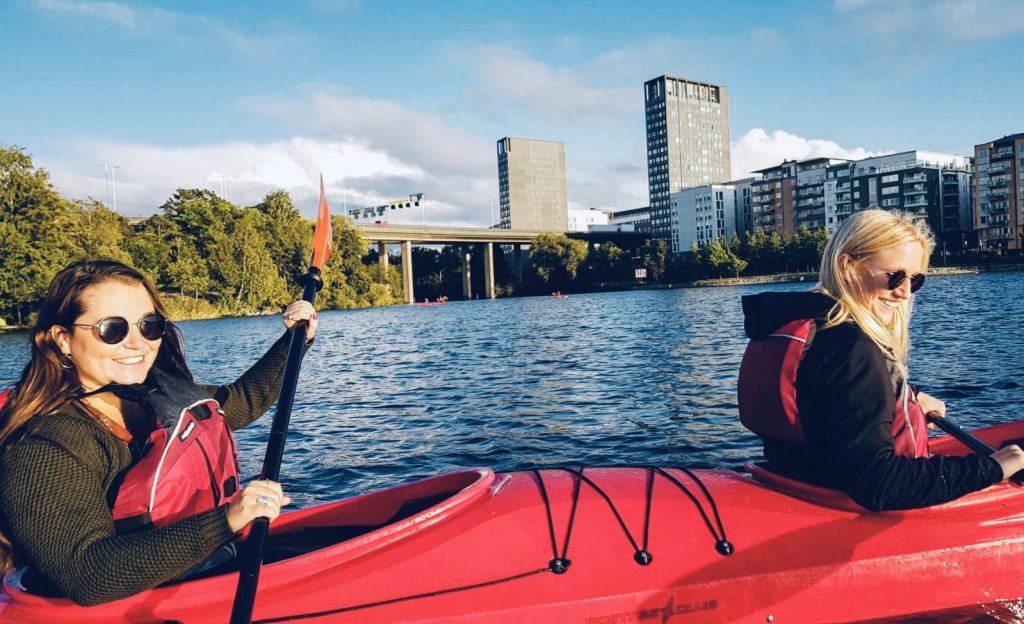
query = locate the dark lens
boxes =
[885,270,908,290]
[96,317,130,344]
[139,314,167,341]
[909,273,925,293]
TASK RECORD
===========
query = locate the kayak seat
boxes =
[261,490,455,564]
[173,490,456,582]
[745,462,868,513]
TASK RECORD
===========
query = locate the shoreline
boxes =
[1,264,1019,332]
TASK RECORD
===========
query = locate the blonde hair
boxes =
[817,209,934,375]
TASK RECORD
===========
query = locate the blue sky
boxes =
[2,0,1022,225]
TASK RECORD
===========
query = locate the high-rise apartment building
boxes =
[974,133,1024,251]
[496,137,568,231]
[644,76,731,240]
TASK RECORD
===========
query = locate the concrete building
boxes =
[644,75,731,240]
[822,151,972,242]
[568,208,611,232]
[974,133,1024,251]
[610,207,651,233]
[496,137,568,231]
[727,177,757,236]
[751,161,797,235]
[669,184,737,254]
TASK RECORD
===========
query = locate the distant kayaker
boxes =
[0,259,317,605]
[738,209,1024,511]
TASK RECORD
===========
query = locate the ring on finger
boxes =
[256,495,271,506]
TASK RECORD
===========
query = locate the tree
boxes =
[638,239,669,282]
[528,233,589,292]
[0,145,79,324]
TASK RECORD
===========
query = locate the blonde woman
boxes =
[737,209,1024,511]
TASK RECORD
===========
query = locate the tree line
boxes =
[0,145,403,326]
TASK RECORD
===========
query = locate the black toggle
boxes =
[634,550,653,565]
[548,558,571,574]
[716,540,734,556]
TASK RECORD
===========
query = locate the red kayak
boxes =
[3,420,1024,623]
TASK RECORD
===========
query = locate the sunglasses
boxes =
[72,313,168,344]
[884,270,926,293]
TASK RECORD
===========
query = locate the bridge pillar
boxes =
[512,243,524,285]
[401,240,414,304]
[378,241,389,271]
[483,242,495,299]
[462,250,472,300]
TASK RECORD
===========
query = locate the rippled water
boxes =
[1,272,1022,507]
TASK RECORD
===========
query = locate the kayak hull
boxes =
[4,421,1024,623]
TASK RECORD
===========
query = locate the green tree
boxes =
[638,238,669,282]
[252,190,310,292]
[528,233,589,291]
[207,210,288,313]
[0,145,79,324]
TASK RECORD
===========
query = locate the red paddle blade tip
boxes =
[310,175,332,270]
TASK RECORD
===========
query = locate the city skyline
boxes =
[2,0,1023,224]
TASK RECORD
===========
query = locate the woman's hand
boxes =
[226,480,293,533]
[990,445,1024,481]
[916,390,945,417]
[917,390,946,428]
[283,300,318,340]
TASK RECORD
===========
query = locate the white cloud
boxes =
[731,128,890,178]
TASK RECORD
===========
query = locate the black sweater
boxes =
[741,291,1002,511]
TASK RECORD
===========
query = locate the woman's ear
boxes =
[49,327,70,355]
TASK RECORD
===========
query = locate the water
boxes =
[1,272,1022,509]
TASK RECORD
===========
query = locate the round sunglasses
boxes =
[883,269,926,293]
[72,313,168,344]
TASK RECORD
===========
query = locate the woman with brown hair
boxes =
[738,209,1024,511]
[0,259,317,605]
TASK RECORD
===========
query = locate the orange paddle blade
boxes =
[310,175,332,269]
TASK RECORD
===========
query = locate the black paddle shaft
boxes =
[928,414,996,455]
[230,268,323,624]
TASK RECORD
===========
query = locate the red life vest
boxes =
[106,369,241,533]
[738,319,929,458]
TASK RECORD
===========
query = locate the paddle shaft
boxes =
[928,414,996,455]
[230,268,322,624]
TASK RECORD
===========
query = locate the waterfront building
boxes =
[822,151,972,244]
[750,161,797,236]
[727,177,757,236]
[568,208,612,232]
[669,184,737,254]
[497,137,568,231]
[610,206,651,233]
[974,133,1024,251]
[644,75,731,241]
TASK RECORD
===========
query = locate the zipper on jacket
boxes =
[195,438,221,508]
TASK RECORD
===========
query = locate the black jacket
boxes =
[741,291,1002,511]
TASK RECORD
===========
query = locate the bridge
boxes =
[354,224,556,304]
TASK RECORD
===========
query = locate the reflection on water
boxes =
[0,272,1021,505]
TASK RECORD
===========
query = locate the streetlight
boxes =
[98,163,120,212]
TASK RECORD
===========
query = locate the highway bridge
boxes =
[353,224,645,303]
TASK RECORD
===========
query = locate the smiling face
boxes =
[54,280,162,391]
[851,241,925,326]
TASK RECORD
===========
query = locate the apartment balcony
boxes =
[904,185,927,195]
[797,208,826,219]
[988,176,1011,188]
[904,173,928,183]
[993,147,1015,159]
[989,190,1010,201]
[904,197,929,208]
[834,206,854,216]
[836,193,851,202]
[988,201,1010,213]
[987,231,1013,241]
[988,163,1010,175]
[836,183,851,191]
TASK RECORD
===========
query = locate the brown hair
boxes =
[0,259,191,571]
